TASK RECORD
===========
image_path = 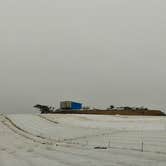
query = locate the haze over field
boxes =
[0,0,165,113]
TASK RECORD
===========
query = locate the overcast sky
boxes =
[0,0,165,113]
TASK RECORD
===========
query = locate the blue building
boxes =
[60,101,82,110]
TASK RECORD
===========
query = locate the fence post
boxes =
[108,138,111,148]
[141,140,144,152]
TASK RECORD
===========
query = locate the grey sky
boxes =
[0,0,165,113]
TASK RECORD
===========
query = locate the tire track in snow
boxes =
[38,114,59,124]
[1,115,53,145]
[5,115,74,144]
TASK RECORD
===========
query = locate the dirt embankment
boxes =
[52,109,165,116]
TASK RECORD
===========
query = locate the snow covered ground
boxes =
[1,113,166,166]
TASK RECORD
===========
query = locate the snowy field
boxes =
[1,113,166,166]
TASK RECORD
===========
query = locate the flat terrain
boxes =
[1,113,166,166]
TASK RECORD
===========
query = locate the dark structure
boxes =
[60,101,82,110]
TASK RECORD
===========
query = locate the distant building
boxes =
[60,101,82,110]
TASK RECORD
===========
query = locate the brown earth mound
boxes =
[52,109,165,116]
